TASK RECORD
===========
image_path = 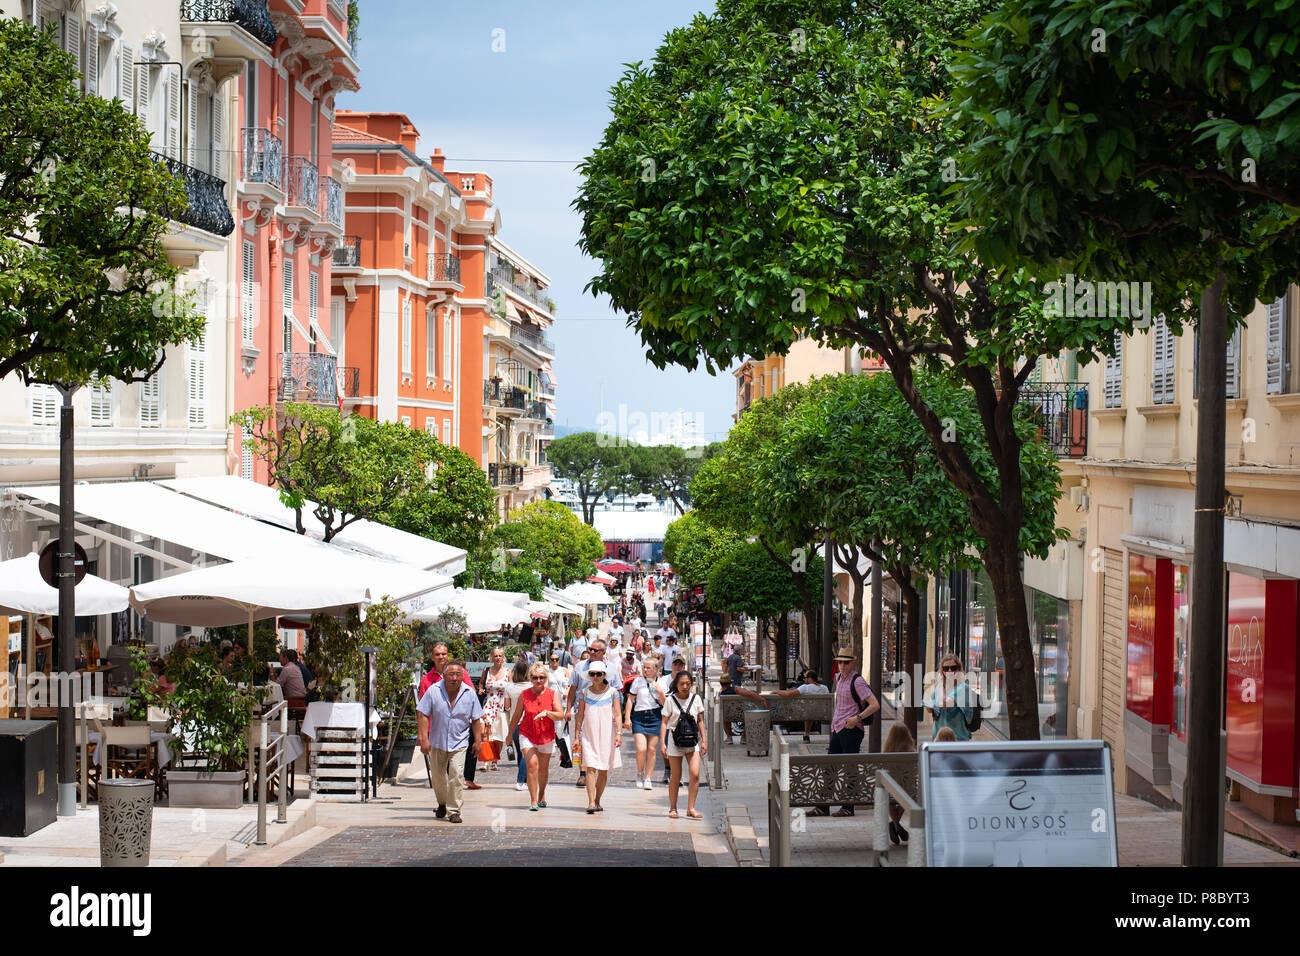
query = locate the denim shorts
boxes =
[631,707,662,736]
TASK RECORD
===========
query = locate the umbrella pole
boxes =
[25,613,33,719]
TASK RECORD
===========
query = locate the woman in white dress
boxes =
[574,661,622,813]
[478,646,510,770]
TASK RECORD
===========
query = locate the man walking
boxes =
[417,660,483,824]
[420,642,484,791]
[811,651,880,817]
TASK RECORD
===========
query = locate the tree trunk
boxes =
[897,569,920,743]
[775,614,789,687]
[980,532,1038,740]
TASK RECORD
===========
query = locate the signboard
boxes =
[690,622,706,669]
[922,740,1118,867]
[38,540,87,589]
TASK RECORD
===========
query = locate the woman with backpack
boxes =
[507,663,565,811]
[660,670,707,819]
[924,653,976,740]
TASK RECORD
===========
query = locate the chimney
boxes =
[399,121,419,151]
[429,148,445,174]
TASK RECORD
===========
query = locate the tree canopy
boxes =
[707,541,824,621]
[547,432,636,524]
[662,510,743,590]
[383,436,497,555]
[493,500,604,592]
[0,17,202,386]
[627,442,720,513]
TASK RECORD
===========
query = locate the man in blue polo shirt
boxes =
[418,660,483,823]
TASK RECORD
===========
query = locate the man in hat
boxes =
[810,651,879,817]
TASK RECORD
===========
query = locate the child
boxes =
[882,722,916,844]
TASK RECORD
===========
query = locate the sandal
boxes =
[668,809,679,819]
[530,805,540,812]
[832,808,855,817]
[587,805,597,814]
[686,809,703,819]
[595,805,604,812]
[807,807,830,817]
[537,800,547,808]
[465,782,482,790]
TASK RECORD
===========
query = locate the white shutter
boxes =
[401,300,412,375]
[188,284,209,427]
[1151,315,1175,404]
[119,45,134,112]
[139,369,162,427]
[426,313,436,380]
[36,2,54,31]
[212,93,225,179]
[443,419,451,445]
[282,259,294,375]
[64,14,82,80]
[331,299,346,367]
[136,61,150,127]
[186,80,200,168]
[1103,331,1123,408]
[83,22,98,95]
[443,313,452,382]
[1226,326,1242,400]
[242,240,255,344]
[30,385,59,426]
[309,272,319,329]
[166,72,181,161]
[283,258,294,314]
[241,427,254,480]
[1266,295,1288,394]
[89,375,113,426]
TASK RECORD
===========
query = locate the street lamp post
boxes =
[56,384,78,817]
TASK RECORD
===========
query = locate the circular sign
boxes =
[39,540,88,589]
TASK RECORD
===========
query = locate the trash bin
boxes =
[744,708,770,757]
[98,779,154,867]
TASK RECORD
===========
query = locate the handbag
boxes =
[556,721,574,769]
[479,738,500,762]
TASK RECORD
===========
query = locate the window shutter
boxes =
[242,239,255,344]
[212,93,225,179]
[1103,331,1123,408]
[136,61,150,126]
[331,298,345,367]
[186,80,200,168]
[30,385,59,426]
[89,375,113,427]
[282,258,295,373]
[188,294,208,428]
[83,22,98,95]
[140,366,162,427]
[1151,315,1175,404]
[119,45,134,112]
[443,313,452,382]
[166,72,181,161]
[1226,326,1242,400]
[443,419,451,445]
[241,427,254,480]
[1266,295,1288,394]
[64,14,82,80]
[401,300,412,375]
[283,258,294,314]
[426,313,436,379]
[309,272,318,329]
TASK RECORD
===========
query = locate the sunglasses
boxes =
[942,665,961,672]
[531,676,546,681]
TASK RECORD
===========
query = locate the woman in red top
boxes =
[508,663,564,811]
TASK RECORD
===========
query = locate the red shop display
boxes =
[1126,554,1172,726]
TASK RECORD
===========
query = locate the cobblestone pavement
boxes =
[282,825,697,866]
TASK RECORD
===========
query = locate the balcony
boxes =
[180,0,278,51]
[240,128,283,191]
[1018,382,1088,459]
[333,236,361,268]
[509,322,555,357]
[152,150,234,238]
[488,463,524,488]
[321,176,344,229]
[488,264,556,314]
[285,157,321,216]
[483,380,528,414]
[522,399,550,422]
[277,353,358,405]
[428,253,462,286]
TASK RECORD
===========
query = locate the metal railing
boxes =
[488,462,523,487]
[509,322,555,355]
[523,399,549,421]
[483,380,528,411]
[1017,382,1088,459]
[180,0,278,48]
[285,156,320,213]
[255,700,289,845]
[277,352,342,404]
[333,235,361,267]
[322,176,343,227]
[489,263,555,313]
[152,150,234,236]
[240,127,282,190]
[428,252,461,284]
[340,366,360,398]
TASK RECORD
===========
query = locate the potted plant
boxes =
[139,643,255,809]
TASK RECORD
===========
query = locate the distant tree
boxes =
[547,432,636,524]
[662,510,742,590]
[494,500,604,590]
[629,442,721,513]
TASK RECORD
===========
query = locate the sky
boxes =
[338,0,737,444]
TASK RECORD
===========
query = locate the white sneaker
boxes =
[643,777,653,791]
[515,782,527,791]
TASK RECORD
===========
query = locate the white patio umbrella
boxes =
[0,553,130,617]
[587,569,616,586]
[559,582,616,606]
[413,588,532,634]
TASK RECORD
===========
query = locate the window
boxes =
[188,285,209,427]
[331,299,345,368]
[443,312,452,383]
[139,365,162,427]
[1192,326,1242,400]
[426,312,436,381]
[1266,293,1292,394]
[89,374,113,426]
[401,415,411,427]
[1151,314,1175,404]
[30,384,59,426]
[244,62,257,131]
[282,258,294,372]
[242,240,255,345]
[401,299,412,376]
[443,419,452,445]
[241,426,254,480]
[1103,331,1123,408]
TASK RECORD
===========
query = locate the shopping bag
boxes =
[556,733,573,769]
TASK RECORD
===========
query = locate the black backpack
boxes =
[963,686,983,733]
[848,675,875,727]
[670,693,700,749]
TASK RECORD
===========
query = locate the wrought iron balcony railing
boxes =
[509,322,555,355]
[152,150,234,237]
[285,156,320,213]
[276,352,355,405]
[180,0,278,49]
[523,399,549,421]
[483,380,528,411]
[240,127,282,190]
[322,176,343,228]
[488,463,524,488]
[428,253,461,284]
[1018,382,1088,459]
[489,263,555,313]
[333,235,361,267]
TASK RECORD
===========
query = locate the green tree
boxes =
[493,500,604,591]
[576,0,1080,738]
[233,404,435,542]
[382,437,496,554]
[0,18,202,386]
[662,510,743,590]
[628,442,721,513]
[547,432,636,524]
[307,599,418,716]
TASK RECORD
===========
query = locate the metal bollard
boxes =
[277,703,288,824]
[255,716,268,845]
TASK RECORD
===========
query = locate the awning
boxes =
[159,475,466,575]
[413,588,532,633]
[558,582,615,606]
[0,553,129,617]
[540,588,585,615]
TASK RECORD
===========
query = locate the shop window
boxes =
[1171,565,1191,738]
[1125,554,1158,724]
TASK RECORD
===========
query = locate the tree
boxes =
[233,404,433,542]
[547,432,636,524]
[0,18,203,386]
[949,0,1300,858]
[765,370,1063,737]
[493,500,604,591]
[662,510,743,590]
[307,600,418,716]
[707,542,825,686]
[576,0,1084,738]
[628,442,721,513]
[382,437,497,555]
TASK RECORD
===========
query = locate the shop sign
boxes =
[1131,485,1194,549]
[923,741,1118,867]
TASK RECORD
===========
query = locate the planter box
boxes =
[166,770,247,809]
[382,739,418,779]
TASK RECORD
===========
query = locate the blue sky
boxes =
[338,0,737,444]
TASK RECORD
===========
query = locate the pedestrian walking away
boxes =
[575,660,623,813]
[811,650,879,817]
[507,663,564,811]
[661,671,706,819]
[417,660,484,823]
[624,657,665,789]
